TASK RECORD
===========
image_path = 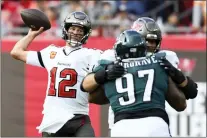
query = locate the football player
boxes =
[81,30,187,137]
[84,17,198,132]
[10,11,103,137]
[131,17,198,100]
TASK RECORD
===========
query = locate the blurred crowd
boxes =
[1,0,206,38]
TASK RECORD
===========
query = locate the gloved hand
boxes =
[94,63,125,84]
[158,56,186,85]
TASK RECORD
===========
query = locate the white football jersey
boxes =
[26,45,102,133]
[158,50,180,69]
[102,49,180,129]
[100,49,116,61]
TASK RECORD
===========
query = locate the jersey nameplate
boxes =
[121,56,158,69]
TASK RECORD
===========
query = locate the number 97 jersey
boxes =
[94,55,168,123]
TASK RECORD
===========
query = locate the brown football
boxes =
[20,9,51,31]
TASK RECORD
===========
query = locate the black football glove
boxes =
[158,56,186,85]
[94,63,125,84]
[156,53,198,99]
[179,76,198,100]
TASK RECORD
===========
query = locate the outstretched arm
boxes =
[81,73,100,93]
[80,73,109,105]
[81,63,125,92]
[10,27,44,62]
[81,62,125,105]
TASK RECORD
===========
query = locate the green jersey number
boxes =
[115,69,154,106]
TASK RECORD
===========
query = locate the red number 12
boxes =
[48,67,78,98]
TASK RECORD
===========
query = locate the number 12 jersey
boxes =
[26,45,102,133]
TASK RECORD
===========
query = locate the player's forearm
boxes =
[167,77,187,111]
[81,73,100,93]
[10,34,35,62]
[88,86,109,105]
[11,34,35,52]
[174,89,187,111]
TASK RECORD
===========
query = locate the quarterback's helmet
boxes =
[131,17,162,53]
[62,11,92,47]
[114,30,147,60]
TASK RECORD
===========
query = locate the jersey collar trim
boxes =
[63,46,82,56]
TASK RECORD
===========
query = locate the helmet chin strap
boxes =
[66,39,82,47]
[65,31,82,47]
[64,27,89,47]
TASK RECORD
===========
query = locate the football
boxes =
[20,9,51,31]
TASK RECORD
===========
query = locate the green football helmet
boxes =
[114,30,147,60]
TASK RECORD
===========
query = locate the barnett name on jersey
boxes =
[101,49,180,129]
[26,45,102,133]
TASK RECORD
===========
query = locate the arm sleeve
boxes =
[26,51,43,68]
[38,44,57,68]
[26,44,57,68]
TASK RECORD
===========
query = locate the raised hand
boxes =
[27,27,44,38]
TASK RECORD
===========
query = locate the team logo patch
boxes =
[50,51,57,59]
[131,23,143,31]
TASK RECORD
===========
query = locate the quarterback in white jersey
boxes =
[10,11,102,137]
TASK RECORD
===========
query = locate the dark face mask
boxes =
[146,39,157,53]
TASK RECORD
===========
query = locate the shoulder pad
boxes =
[158,50,179,69]
[101,49,116,61]
[159,50,177,57]
[49,44,59,47]
[154,52,166,60]
[83,48,103,54]
[47,44,61,50]
[158,50,178,59]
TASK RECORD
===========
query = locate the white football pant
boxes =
[111,117,171,137]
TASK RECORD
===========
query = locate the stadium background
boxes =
[1,0,206,137]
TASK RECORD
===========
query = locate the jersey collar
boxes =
[63,46,82,56]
